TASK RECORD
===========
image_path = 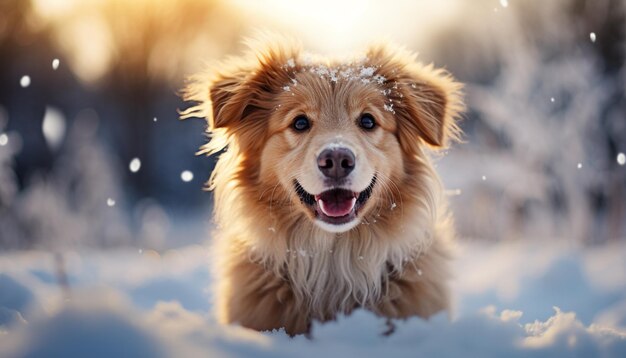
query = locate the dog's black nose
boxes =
[317,147,355,179]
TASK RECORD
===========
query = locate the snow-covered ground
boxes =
[1,240,625,357]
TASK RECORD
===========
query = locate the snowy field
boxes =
[1,240,625,357]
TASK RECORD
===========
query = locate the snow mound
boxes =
[1,241,625,356]
[1,294,624,358]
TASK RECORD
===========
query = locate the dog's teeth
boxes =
[318,199,328,215]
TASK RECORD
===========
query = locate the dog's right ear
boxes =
[181,35,300,155]
[207,69,249,130]
[183,43,298,130]
[180,64,252,133]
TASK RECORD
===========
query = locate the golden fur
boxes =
[182,36,463,335]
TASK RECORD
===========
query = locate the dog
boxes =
[181,36,463,335]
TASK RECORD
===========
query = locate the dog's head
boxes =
[183,38,462,233]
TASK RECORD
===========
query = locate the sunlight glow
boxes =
[232,0,463,55]
[30,0,466,84]
[57,14,113,83]
[32,0,80,18]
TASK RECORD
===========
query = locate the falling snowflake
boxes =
[42,107,66,150]
[106,198,116,207]
[482,175,487,181]
[617,153,625,166]
[153,117,158,122]
[500,0,508,8]
[550,97,555,103]
[52,59,60,70]
[0,133,7,146]
[181,170,194,182]
[129,158,141,173]
[20,75,31,88]
[577,163,583,169]
[589,32,596,43]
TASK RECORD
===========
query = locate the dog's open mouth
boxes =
[294,176,376,226]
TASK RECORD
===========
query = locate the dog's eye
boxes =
[359,114,376,130]
[292,115,310,132]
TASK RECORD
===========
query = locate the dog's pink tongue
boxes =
[316,191,356,217]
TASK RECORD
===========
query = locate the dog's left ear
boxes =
[368,46,463,152]
[397,65,463,149]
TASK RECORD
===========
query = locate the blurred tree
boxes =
[433,0,626,243]
[35,0,245,199]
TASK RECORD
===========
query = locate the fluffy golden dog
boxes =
[182,37,463,335]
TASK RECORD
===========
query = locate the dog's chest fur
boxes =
[275,224,430,315]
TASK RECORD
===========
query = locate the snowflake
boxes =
[373,74,386,84]
[20,75,31,88]
[359,66,375,77]
[129,158,141,173]
[589,32,596,43]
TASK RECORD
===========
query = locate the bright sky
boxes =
[29,0,468,83]
[232,0,464,55]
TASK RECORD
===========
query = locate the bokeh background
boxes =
[1,1,626,356]
[0,0,624,249]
